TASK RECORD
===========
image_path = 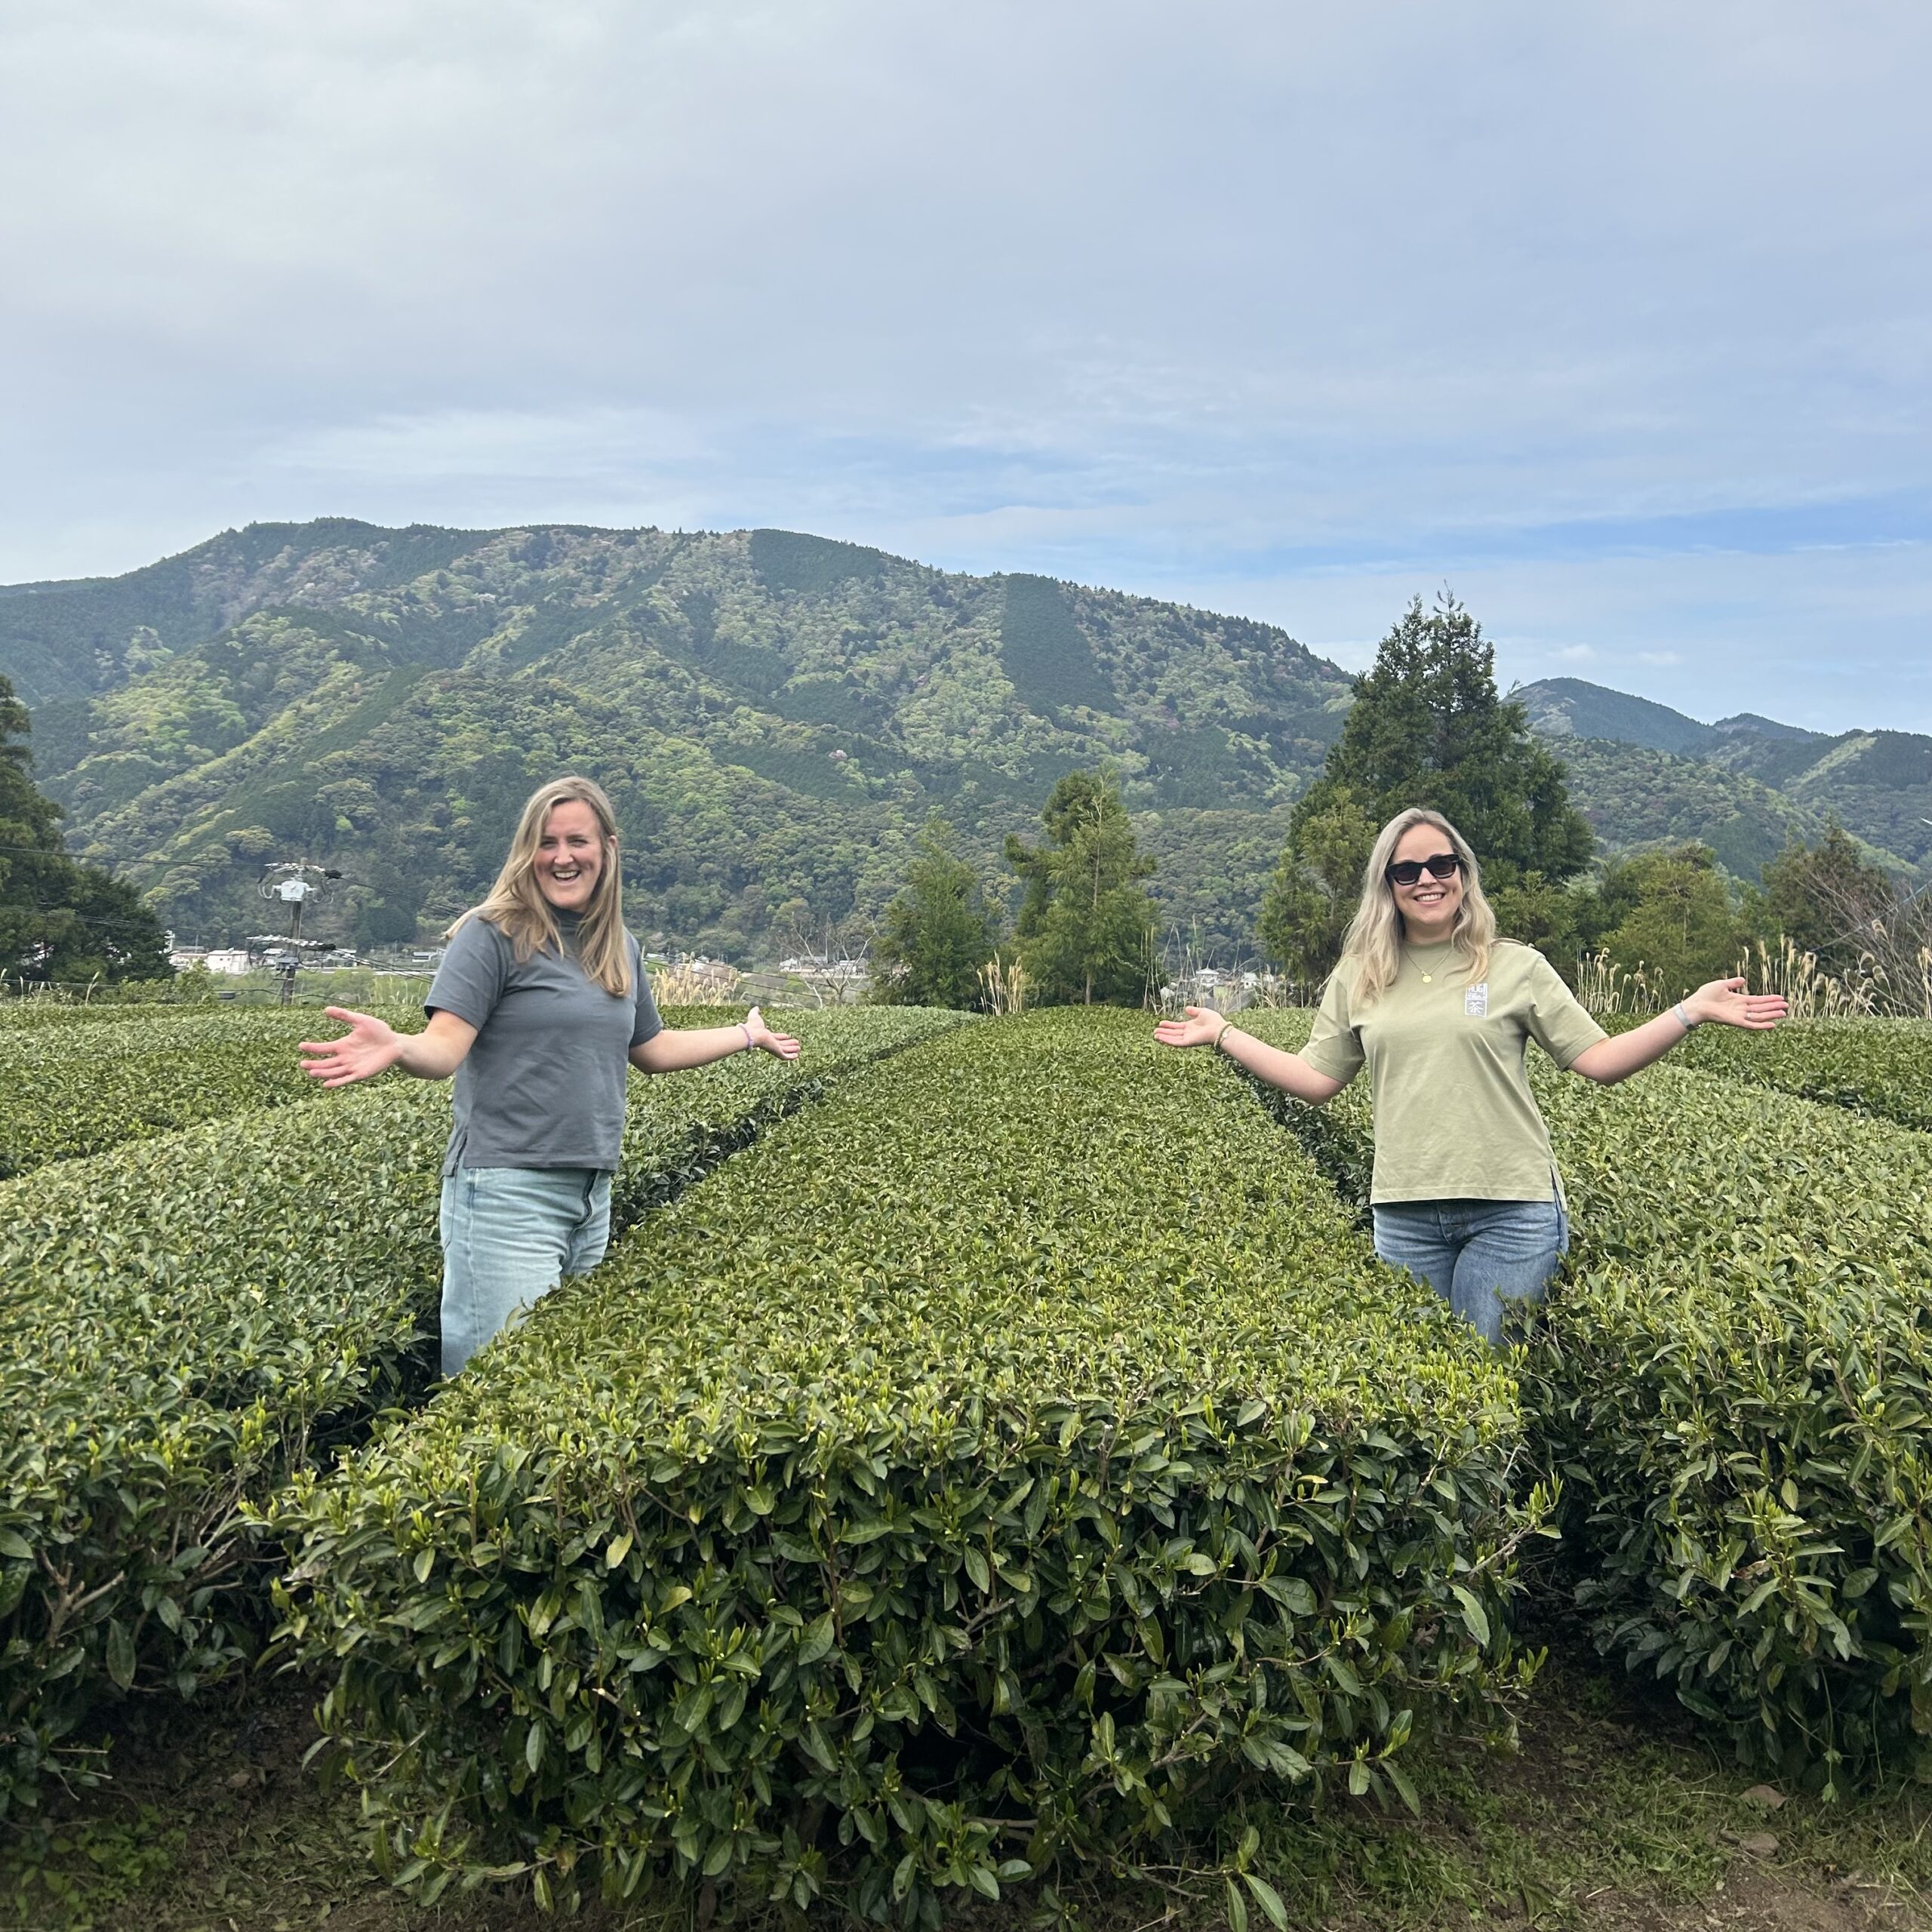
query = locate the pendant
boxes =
[1421,973,1432,983]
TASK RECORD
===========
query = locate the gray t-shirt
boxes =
[425,912,663,1175]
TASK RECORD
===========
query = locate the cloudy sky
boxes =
[4,2,1927,729]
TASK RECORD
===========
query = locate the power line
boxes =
[0,841,235,868]
[0,900,173,931]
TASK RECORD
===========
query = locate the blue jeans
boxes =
[1371,1195,1569,1347]
[438,1166,611,1377]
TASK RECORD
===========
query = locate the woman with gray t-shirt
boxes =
[300,774,798,1374]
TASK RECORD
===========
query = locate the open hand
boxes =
[746,1004,801,1061]
[1152,1004,1226,1050]
[1687,978,1789,1031]
[299,1006,405,1087]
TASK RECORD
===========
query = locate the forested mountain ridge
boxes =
[1,521,1351,955]
[8,525,1924,960]
[1514,675,1932,874]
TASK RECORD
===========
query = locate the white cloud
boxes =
[0,1,1927,728]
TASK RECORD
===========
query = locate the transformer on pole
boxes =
[251,862,343,1004]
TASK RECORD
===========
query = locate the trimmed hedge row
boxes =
[1675,1016,1932,1134]
[0,1001,334,1031]
[0,1006,964,1822]
[0,1011,369,1179]
[1240,1009,1932,1784]
[278,1012,1531,1920]
[0,1004,158,1029]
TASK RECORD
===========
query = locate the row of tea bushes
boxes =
[278,1013,1531,1920]
[0,1001,170,1029]
[0,1004,365,1035]
[1238,1009,1932,1784]
[0,1010,387,1178]
[1675,1016,1932,1133]
[1527,1067,1932,1786]
[0,1006,964,1822]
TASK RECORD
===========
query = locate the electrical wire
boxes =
[0,841,233,866]
[0,903,173,931]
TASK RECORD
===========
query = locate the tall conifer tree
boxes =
[1260,594,1594,982]
[1005,771,1157,1005]
[871,814,1001,1010]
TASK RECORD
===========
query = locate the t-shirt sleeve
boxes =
[1524,950,1607,1069]
[425,917,508,1029]
[1299,970,1365,1084]
[629,939,663,1048]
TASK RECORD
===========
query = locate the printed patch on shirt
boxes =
[1464,981,1489,1017]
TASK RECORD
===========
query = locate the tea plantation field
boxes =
[2,1003,1930,1932]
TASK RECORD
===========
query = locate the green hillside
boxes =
[1511,675,1722,756]
[1537,736,1855,880]
[11,534,1925,960]
[1515,676,1931,877]
[1,522,1351,958]
[1703,726,1932,866]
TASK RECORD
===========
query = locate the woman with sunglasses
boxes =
[1155,806,1785,1344]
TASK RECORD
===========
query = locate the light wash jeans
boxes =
[438,1166,611,1377]
[1371,1195,1569,1347]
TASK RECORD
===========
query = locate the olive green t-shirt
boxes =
[1300,939,1606,1204]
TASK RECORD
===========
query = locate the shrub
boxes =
[0,1006,962,1821]
[1238,1011,1932,1785]
[1675,1016,1932,1134]
[0,1010,349,1178]
[0,1001,158,1029]
[278,1012,1531,1920]
[1527,1069,1932,1786]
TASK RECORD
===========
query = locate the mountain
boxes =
[0,521,1351,958]
[1512,677,1930,877]
[10,531,1924,961]
[1511,676,1729,758]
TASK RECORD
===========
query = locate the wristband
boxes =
[1214,1020,1235,1053]
[740,1021,754,1051]
[1672,1001,1700,1032]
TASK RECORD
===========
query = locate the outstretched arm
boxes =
[1570,977,1787,1087]
[1153,1006,1346,1106]
[630,1004,800,1073]
[299,1006,478,1088]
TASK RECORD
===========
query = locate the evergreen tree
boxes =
[1594,844,1746,998]
[1004,771,1157,1005]
[1255,783,1374,987]
[870,814,1002,1010]
[0,675,169,985]
[1760,823,1896,969]
[1258,593,1595,980]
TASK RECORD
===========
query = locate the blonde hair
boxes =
[448,776,632,997]
[1332,808,1495,1008]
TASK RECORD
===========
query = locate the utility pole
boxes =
[251,862,341,1004]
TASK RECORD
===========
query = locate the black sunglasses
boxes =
[1386,852,1464,888]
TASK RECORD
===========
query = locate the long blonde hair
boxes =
[1332,808,1496,1008]
[448,776,632,996]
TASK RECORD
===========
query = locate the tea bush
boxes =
[1238,1010,1932,1783]
[0,1005,963,1821]
[0,1011,361,1178]
[278,1013,1531,1920]
[1675,1016,1932,1133]
[0,1001,160,1029]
